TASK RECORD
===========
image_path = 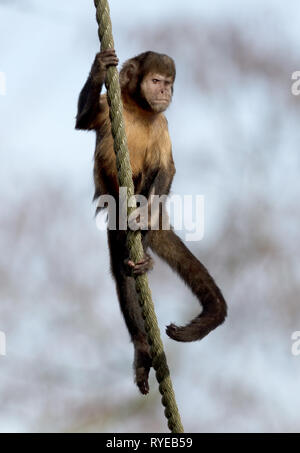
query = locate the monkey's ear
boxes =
[119,60,139,88]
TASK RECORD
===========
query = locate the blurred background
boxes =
[0,0,300,433]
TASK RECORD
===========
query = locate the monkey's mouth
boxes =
[153,99,169,103]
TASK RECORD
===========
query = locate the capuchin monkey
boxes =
[76,50,227,395]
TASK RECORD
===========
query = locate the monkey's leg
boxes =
[107,230,152,394]
[115,273,152,395]
[148,228,227,342]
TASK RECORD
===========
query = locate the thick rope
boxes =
[94,0,184,434]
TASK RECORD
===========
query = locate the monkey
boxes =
[75,49,227,395]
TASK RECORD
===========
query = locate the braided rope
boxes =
[93,0,184,434]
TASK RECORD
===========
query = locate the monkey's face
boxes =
[140,72,173,113]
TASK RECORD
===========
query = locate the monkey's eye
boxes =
[152,79,159,84]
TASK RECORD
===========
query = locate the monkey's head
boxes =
[120,51,176,113]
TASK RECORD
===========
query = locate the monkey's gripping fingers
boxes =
[90,50,119,84]
[93,50,119,70]
[132,254,154,275]
[124,253,154,276]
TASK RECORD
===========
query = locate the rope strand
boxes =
[94,0,184,433]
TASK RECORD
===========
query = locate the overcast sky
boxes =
[1,0,300,433]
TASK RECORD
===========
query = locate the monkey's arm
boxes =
[149,165,176,197]
[75,76,102,130]
[75,50,118,130]
[147,164,176,229]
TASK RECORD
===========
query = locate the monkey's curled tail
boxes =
[149,228,227,342]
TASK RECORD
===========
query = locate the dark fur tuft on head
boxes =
[135,51,176,80]
[119,51,176,93]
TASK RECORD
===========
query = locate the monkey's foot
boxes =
[135,366,150,395]
[134,348,152,395]
[125,253,154,276]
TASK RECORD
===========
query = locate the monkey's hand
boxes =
[124,253,154,276]
[90,49,119,85]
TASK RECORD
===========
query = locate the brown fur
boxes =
[92,93,173,202]
[75,51,227,394]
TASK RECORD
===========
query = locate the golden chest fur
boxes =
[93,94,172,197]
